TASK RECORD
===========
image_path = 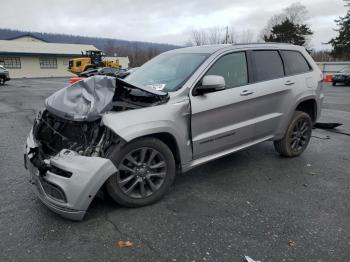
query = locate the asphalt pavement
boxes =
[0,78,349,262]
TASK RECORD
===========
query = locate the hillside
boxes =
[0,28,180,66]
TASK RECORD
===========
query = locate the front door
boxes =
[190,51,257,159]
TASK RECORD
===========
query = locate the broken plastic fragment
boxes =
[117,240,134,248]
[244,256,261,262]
[288,240,296,247]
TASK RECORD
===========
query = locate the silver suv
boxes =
[25,43,324,220]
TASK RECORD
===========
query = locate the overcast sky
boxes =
[0,0,347,49]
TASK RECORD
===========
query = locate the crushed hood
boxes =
[115,78,168,97]
[45,76,116,121]
[45,76,169,122]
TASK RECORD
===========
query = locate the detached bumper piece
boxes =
[25,130,118,221]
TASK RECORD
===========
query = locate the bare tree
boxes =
[190,29,208,46]
[238,30,255,43]
[284,2,309,24]
[208,27,225,44]
[187,26,257,46]
[261,2,310,40]
[228,28,239,44]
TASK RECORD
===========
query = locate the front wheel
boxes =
[274,111,312,157]
[106,137,176,207]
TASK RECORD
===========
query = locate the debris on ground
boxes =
[288,240,296,247]
[314,122,350,136]
[314,122,342,129]
[117,240,134,248]
[244,256,262,262]
[311,135,331,140]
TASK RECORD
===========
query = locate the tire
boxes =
[0,77,4,86]
[274,111,312,157]
[105,137,176,207]
[332,82,336,86]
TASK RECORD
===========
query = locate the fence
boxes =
[316,62,350,74]
[316,62,350,82]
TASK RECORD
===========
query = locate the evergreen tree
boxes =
[329,5,350,60]
[264,18,313,46]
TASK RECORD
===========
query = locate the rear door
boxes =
[248,50,292,139]
[280,50,315,89]
[190,51,257,159]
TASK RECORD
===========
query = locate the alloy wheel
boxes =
[290,118,310,153]
[117,147,167,199]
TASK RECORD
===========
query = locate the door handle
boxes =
[240,90,254,96]
[285,80,295,86]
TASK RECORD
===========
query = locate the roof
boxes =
[169,43,303,55]
[6,34,48,42]
[0,40,98,57]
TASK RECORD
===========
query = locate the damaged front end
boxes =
[24,76,169,220]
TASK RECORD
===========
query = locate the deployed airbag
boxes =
[45,76,116,121]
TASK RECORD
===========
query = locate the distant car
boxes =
[115,67,139,78]
[332,67,350,86]
[79,67,123,78]
[70,67,132,84]
[0,65,10,85]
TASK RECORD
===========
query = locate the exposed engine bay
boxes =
[30,76,169,173]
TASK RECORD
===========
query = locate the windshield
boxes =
[340,67,350,73]
[125,52,209,92]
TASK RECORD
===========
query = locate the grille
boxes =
[49,165,72,178]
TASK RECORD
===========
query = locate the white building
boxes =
[0,35,130,78]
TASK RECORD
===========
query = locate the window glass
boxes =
[126,53,209,92]
[252,51,284,82]
[0,57,21,69]
[282,51,311,75]
[39,57,57,69]
[205,52,248,89]
[339,67,350,73]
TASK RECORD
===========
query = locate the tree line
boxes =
[187,1,350,62]
[1,1,349,64]
[0,28,179,67]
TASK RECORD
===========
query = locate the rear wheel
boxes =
[274,111,312,157]
[106,137,176,207]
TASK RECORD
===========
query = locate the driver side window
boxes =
[205,52,248,89]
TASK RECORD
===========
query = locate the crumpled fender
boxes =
[101,99,192,166]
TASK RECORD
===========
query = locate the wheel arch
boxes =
[103,121,191,173]
[295,98,317,124]
[137,132,182,172]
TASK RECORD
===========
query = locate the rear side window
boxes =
[252,50,284,82]
[282,50,311,75]
[205,52,248,89]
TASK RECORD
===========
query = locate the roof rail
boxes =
[232,42,292,45]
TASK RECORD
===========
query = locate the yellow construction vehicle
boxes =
[68,50,121,75]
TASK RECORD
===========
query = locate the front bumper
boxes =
[25,129,117,220]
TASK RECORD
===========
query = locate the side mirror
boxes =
[196,75,226,95]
